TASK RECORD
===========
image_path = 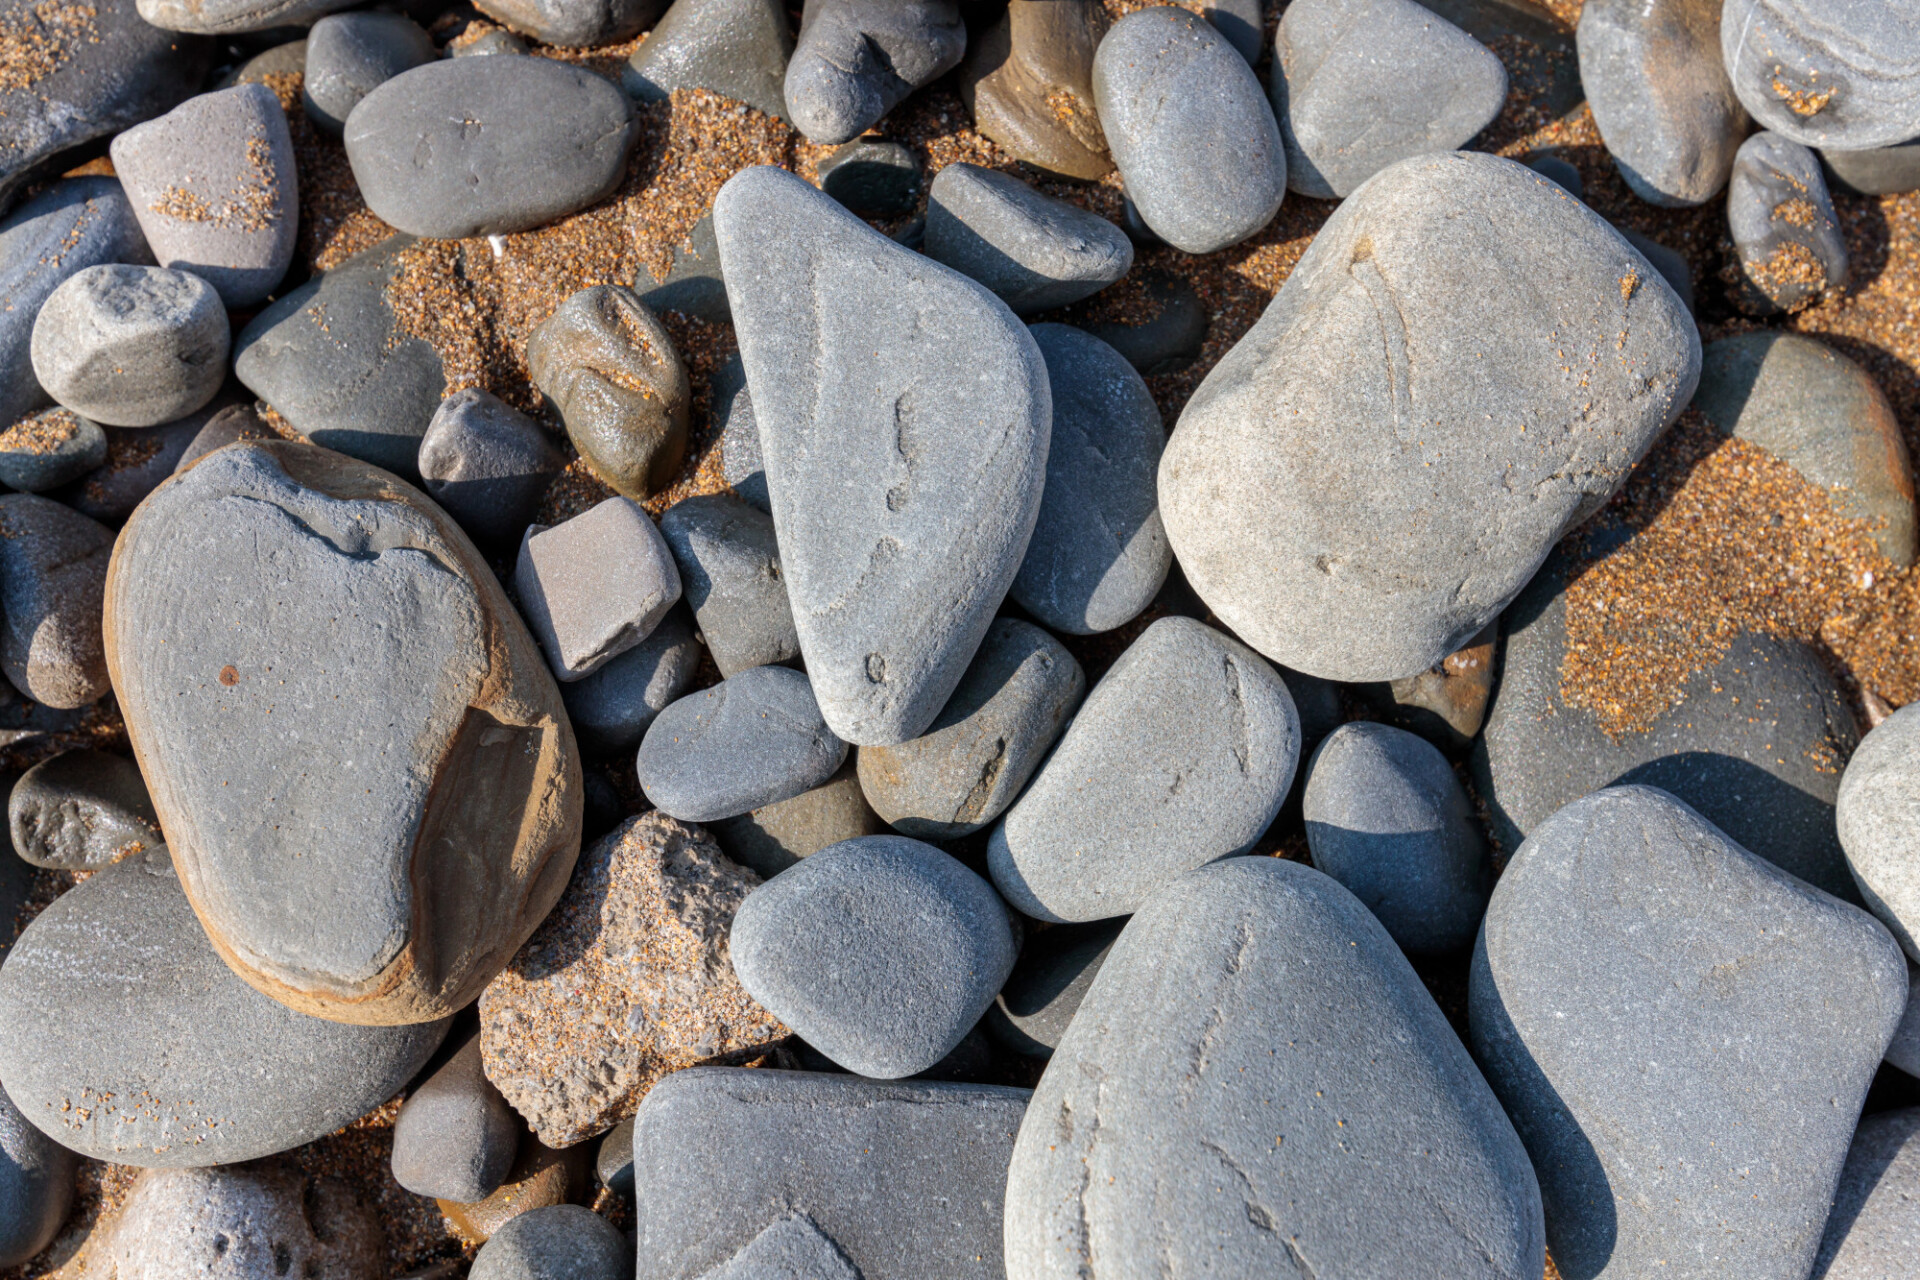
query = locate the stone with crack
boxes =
[782,0,966,145]
[1728,129,1849,314]
[1720,0,1920,152]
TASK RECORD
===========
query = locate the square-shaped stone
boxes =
[515,496,682,681]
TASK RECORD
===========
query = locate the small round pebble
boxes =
[29,264,228,428]
[637,664,847,823]
[471,1204,633,1280]
[303,11,437,137]
[922,163,1132,316]
[9,748,160,871]
[0,408,107,493]
[817,138,921,217]
[1728,129,1848,314]
[391,1033,520,1205]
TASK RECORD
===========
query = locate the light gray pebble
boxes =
[515,497,682,681]
[710,758,883,880]
[1721,0,1920,151]
[783,0,966,145]
[712,353,765,511]
[638,664,846,823]
[922,163,1132,316]
[0,409,107,494]
[9,749,159,872]
[418,388,566,547]
[1838,701,1920,962]
[1729,129,1848,313]
[984,917,1123,1058]
[471,1203,632,1280]
[1812,1107,1920,1279]
[304,12,437,137]
[559,604,702,753]
[0,496,113,709]
[138,0,356,33]
[659,493,799,677]
[622,0,793,121]
[391,1033,519,1204]
[30,265,226,428]
[0,1080,76,1270]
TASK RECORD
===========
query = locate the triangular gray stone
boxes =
[700,1214,861,1280]
[623,0,792,121]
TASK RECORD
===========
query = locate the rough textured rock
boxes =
[30,264,228,428]
[392,1033,520,1204]
[1824,137,1920,196]
[1472,785,1907,1280]
[658,494,799,678]
[709,758,882,879]
[106,441,582,1025]
[984,917,1122,1058]
[1729,129,1849,313]
[471,1205,632,1280]
[989,617,1299,923]
[0,408,107,494]
[558,605,702,753]
[515,497,682,681]
[621,0,791,121]
[1720,0,1920,152]
[98,1164,384,1279]
[783,0,966,145]
[1838,702,1920,962]
[1007,856,1545,1279]
[1349,620,1499,753]
[923,165,1131,316]
[418,388,566,548]
[1159,151,1701,682]
[0,495,113,709]
[479,813,785,1148]
[1082,267,1208,375]
[638,664,846,824]
[699,1215,858,1280]
[304,11,436,136]
[474,0,662,48]
[817,138,920,218]
[713,166,1049,746]
[0,1080,75,1270]
[957,0,1112,181]
[8,748,159,871]
[1812,1108,1920,1279]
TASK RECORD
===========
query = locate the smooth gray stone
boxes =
[1891,960,1920,1076]
[710,758,882,879]
[108,83,300,308]
[731,835,1014,1078]
[453,27,529,56]
[659,493,800,678]
[701,1213,858,1280]
[1619,226,1695,315]
[303,12,436,137]
[988,616,1300,923]
[638,213,730,323]
[712,165,1050,747]
[1471,785,1906,1280]
[1729,129,1848,313]
[817,138,920,218]
[1839,702,1920,963]
[595,1116,636,1198]
[0,409,106,493]
[9,749,160,872]
[712,353,765,511]
[1414,0,1583,119]
[1721,0,1920,151]
[984,917,1122,1058]
[0,495,112,709]
[220,37,308,87]
[1011,325,1168,634]
[418,388,566,547]
[1578,0,1748,206]
[344,58,638,239]
[922,164,1132,316]
[559,604,702,753]
[1094,6,1286,253]
[1158,151,1700,682]
[1202,0,1262,63]
[95,1162,384,1278]
[234,235,447,479]
[1302,721,1490,956]
[621,0,792,121]
[138,0,355,33]
[516,497,683,681]
[856,618,1083,840]
[0,1080,76,1269]
[30,265,227,428]
[474,0,663,48]
[783,0,966,145]
[638,664,846,823]
[1529,153,1584,196]
[1007,856,1545,1278]
[1824,136,1920,195]
[472,1205,632,1280]
[0,849,449,1166]
[391,1033,519,1204]
[1081,267,1208,376]
[1273,0,1507,199]
[1813,1107,1920,1279]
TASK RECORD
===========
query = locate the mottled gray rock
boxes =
[710,758,882,879]
[559,605,702,752]
[817,138,920,218]
[659,494,799,678]
[989,617,1299,922]
[1839,702,1920,962]
[1471,785,1906,1280]
[1159,151,1700,681]
[1892,961,1920,1077]
[0,1080,75,1270]
[784,0,966,145]
[621,0,792,121]
[304,12,436,137]
[517,497,682,682]
[1008,855,1545,1278]
[9,749,159,872]
[1274,0,1507,199]
[0,408,106,493]
[109,83,299,308]
[923,164,1131,316]
[471,1204,631,1280]
[30,265,227,428]
[1824,137,1920,196]
[638,213,730,323]
[138,0,355,33]
[638,664,846,823]
[984,917,1122,1058]
[856,618,1082,840]
[0,495,112,709]
[97,1163,384,1279]
[418,388,566,547]
[956,0,1113,182]
[1094,6,1285,252]
[474,0,662,48]
[731,835,1014,1078]
[712,353,765,511]
[1729,129,1848,313]
[1081,267,1208,375]
[345,58,637,239]
[391,1033,520,1204]
[1721,0,1920,151]
[1813,1107,1920,1279]
[712,165,1049,746]
[0,849,449,1165]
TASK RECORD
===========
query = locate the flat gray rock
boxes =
[622,0,792,121]
[1839,702,1920,962]
[1006,856,1545,1278]
[304,12,436,137]
[984,917,1122,1058]
[515,497,683,681]
[30,264,227,428]
[710,758,882,879]
[783,0,965,144]
[1159,151,1700,681]
[1093,6,1286,252]
[700,1214,857,1280]
[1471,785,1907,1280]
[418,388,566,548]
[713,165,1049,746]
[471,1204,632,1280]
[473,0,662,48]
[96,1163,384,1278]
[9,749,160,871]
[0,1080,75,1270]
[631,1067,1029,1279]
[923,163,1131,316]
[391,1032,520,1204]
[638,664,846,823]
[344,58,637,239]
[0,408,107,493]
[137,0,356,32]
[659,493,800,678]
[559,604,702,753]
[1721,0,1920,151]
[989,616,1299,922]
[1729,129,1848,313]
[1824,136,1920,195]
[0,495,113,709]
[1813,1108,1920,1279]
[730,835,1016,1077]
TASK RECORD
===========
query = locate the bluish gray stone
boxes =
[515,496,683,681]
[1471,785,1907,1280]
[712,165,1049,747]
[1839,702,1920,963]
[559,604,702,753]
[473,0,663,49]
[0,1080,75,1269]
[1889,960,1920,1077]
[0,409,106,493]
[9,749,159,872]
[659,493,799,678]
[0,495,112,709]
[783,0,966,145]
[984,917,1122,1058]
[988,616,1300,923]
[711,352,765,511]
[391,1032,519,1205]
[471,1204,631,1280]
[923,164,1131,316]
[1081,267,1207,375]
[1528,153,1584,196]
[30,265,227,428]
[621,0,792,121]
[1824,137,1920,195]
[1093,6,1286,252]
[1006,856,1545,1279]
[418,388,566,548]
[1729,129,1848,313]
[638,664,846,823]
[304,11,436,137]
[1721,0,1920,151]
[817,138,920,217]
[1812,1108,1920,1280]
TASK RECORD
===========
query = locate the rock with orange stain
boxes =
[1720,0,1920,152]
[1728,130,1849,314]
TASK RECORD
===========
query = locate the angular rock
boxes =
[817,138,920,218]
[1471,785,1907,1280]
[515,496,683,681]
[0,407,106,493]
[1891,960,1920,1077]
[1349,619,1499,753]
[713,166,1050,746]
[621,0,792,121]
[0,495,112,709]
[9,748,160,872]
[1729,129,1848,313]
[471,1205,632,1280]
[638,665,846,823]
[392,1032,520,1204]
[30,264,228,428]
[0,1080,76,1270]
[1824,136,1920,196]
[559,605,702,753]
[418,388,566,547]
[1094,7,1285,253]
[1081,267,1208,375]
[479,813,785,1148]
[984,917,1122,1058]
[957,0,1112,181]
[99,1164,383,1279]
[988,617,1299,923]
[473,0,662,48]
[659,493,799,678]
[304,12,436,137]
[783,0,966,145]
[701,1214,857,1280]
[1812,1107,1920,1279]
[1838,702,1920,962]
[1007,856,1545,1278]
[923,166,1131,316]
[106,441,582,1024]
[1720,0,1920,151]
[712,352,765,510]
[1159,151,1700,681]
[709,758,882,879]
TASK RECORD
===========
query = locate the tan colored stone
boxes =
[958,0,1112,181]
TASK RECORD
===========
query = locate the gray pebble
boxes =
[710,758,883,880]
[1890,960,1920,1076]
[922,164,1132,316]
[304,12,437,137]
[1721,0,1920,151]
[1812,1107,1920,1279]
[1472,785,1906,1280]
[452,27,528,56]
[1839,702,1920,962]
[1619,225,1696,314]
[712,352,766,511]
[622,0,792,121]
[472,1205,633,1280]
[473,0,662,49]
[594,1116,635,1198]
[988,616,1300,923]
[138,0,354,32]
[0,495,112,709]
[0,808,27,964]
[984,917,1122,1058]
[638,664,847,823]
[1527,153,1583,196]
[0,408,107,494]
[637,212,730,323]
[0,1080,76,1270]
[1094,6,1286,252]
[220,38,308,87]
[1730,129,1849,314]
[516,497,682,681]
[171,401,277,476]
[30,265,227,428]
[391,1033,519,1204]
[1202,0,1262,63]
[9,749,159,872]
[700,1213,857,1279]
[783,0,966,145]
[559,605,702,753]
[418,388,566,547]
[1824,136,1920,196]
[817,138,921,217]
[96,1162,383,1278]
[659,493,799,677]
[1081,267,1208,375]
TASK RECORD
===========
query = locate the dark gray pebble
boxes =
[984,917,1123,1058]
[473,0,662,48]
[621,0,792,121]
[658,493,799,678]
[417,388,565,547]
[470,1204,634,1280]
[1729,129,1848,313]
[391,1033,520,1205]
[1080,268,1208,375]
[0,1080,76,1270]
[637,664,847,823]
[171,401,277,476]
[559,605,702,753]
[0,409,106,493]
[817,138,920,217]
[783,0,966,145]
[9,749,160,871]
[922,164,1132,316]
[303,11,437,137]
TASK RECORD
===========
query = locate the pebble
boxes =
[1890,960,1920,1077]
[1081,267,1208,375]
[478,813,785,1148]
[1348,620,1499,754]
[515,496,683,681]
[710,758,883,879]
[1720,0,1920,151]
[108,83,300,308]
[1094,6,1286,253]
[172,400,275,475]
[1273,0,1507,200]
[474,0,661,48]
[984,917,1123,1058]
[1006,855,1545,1278]
[630,1066,1029,1278]
[1824,137,1920,196]
[715,166,1050,746]
[1302,721,1491,956]
[559,605,702,753]
[235,235,448,478]
[0,1080,76,1270]
[221,37,309,87]
[0,408,107,493]
[1838,702,1920,962]
[956,0,1113,181]
[783,0,966,145]
[526,284,689,500]
[637,664,847,823]
[1528,152,1584,196]
[344,58,638,239]
[137,0,354,31]
[471,1205,633,1280]
[1812,1108,1920,1279]
[391,1032,520,1204]
[1158,151,1700,682]
[1620,225,1696,314]
[106,441,581,1023]
[700,1213,858,1279]
[1471,784,1906,1280]
[658,493,800,678]
[418,387,567,547]
[988,616,1299,923]
[8,748,160,871]
[922,165,1131,316]
[817,138,921,217]
[621,0,793,121]
[0,848,449,1165]
[1729,129,1849,313]
[30,264,227,428]
[98,1163,383,1280]
[453,27,528,57]
[595,1116,636,1198]
[637,212,730,323]
[1577,0,1749,206]
[439,1138,592,1246]
[711,352,766,511]
[856,618,1083,840]
[303,11,437,137]
[0,495,113,709]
